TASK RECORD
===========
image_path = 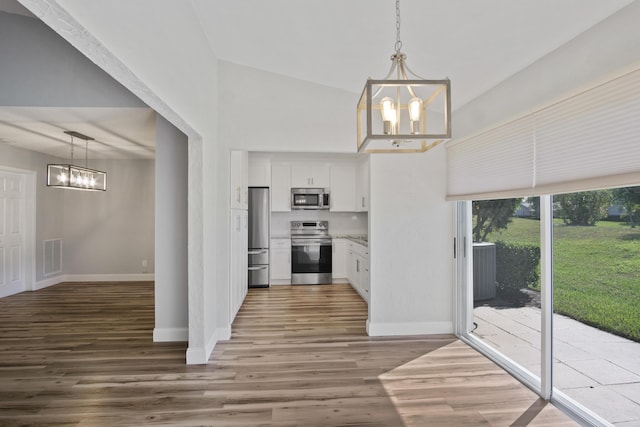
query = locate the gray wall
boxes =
[0,143,155,282]
[154,115,188,338]
[0,11,145,107]
[0,10,156,283]
[61,158,155,275]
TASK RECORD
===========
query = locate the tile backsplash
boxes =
[271,211,368,237]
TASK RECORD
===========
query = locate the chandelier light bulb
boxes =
[58,171,67,183]
[380,96,397,134]
[408,97,423,134]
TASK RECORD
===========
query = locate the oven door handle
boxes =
[248,265,269,271]
[291,239,331,246]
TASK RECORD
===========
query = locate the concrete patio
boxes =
[474,306,640,426]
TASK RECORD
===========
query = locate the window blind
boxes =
[447,67,640,200]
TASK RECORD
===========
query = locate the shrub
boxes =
[555,190,613,226]
[495,241,540,299]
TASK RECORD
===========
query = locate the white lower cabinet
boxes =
[270,238,291,284]
[347,241,369,303]
[230,209,248,320]
[332,239,348,281]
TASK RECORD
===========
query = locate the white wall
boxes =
[218,61,357,153]
[453,1,640,142]
[215,147,232,340]
[367,145,454,336]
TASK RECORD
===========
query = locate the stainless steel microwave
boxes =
[291,188,330,210]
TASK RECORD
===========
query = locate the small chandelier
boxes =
[47,131,107,191]
[357,0,451,153]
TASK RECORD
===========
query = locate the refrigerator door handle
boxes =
[248,265,269,271]
[248,249,268,255]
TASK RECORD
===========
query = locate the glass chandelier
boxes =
[47,131,107,191]
[357,0,451,153]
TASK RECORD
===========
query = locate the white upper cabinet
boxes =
[248,160,271,187]
[330,165,357,212]
[356,158,370,212]
[230,150,248,210]
[291,164,330,188]
[271,164,291,212]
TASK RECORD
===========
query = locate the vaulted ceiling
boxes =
[0,0,635,158]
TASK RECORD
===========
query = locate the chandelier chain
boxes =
[394,0,402,53]
[70,135,74,162]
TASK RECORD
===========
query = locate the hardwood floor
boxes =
[0,282,578,426]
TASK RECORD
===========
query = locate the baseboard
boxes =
[186,346,207,365]
[32,274,154,291]
[206,331,218,359]
[186,330,221,365]
[63,273,155,282]
[270,279,291,285]
[366,320,453,336]
[332,278,349,284]
[217,325,231,341]
[33,275,65,291]
[153,327,188,342]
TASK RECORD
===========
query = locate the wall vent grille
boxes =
[43,239,62,276]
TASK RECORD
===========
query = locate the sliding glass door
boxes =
[457,188,640,426]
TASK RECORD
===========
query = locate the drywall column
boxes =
[154,115,189,342]
[367,145,454,335]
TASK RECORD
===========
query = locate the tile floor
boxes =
[474,306,640,426]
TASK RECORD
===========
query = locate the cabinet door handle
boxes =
[356,259,360,273]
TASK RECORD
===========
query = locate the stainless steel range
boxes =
[290,221,332,285]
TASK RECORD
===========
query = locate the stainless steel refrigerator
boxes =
[248,187,270,288]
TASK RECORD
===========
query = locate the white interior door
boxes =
[0,171,25,298]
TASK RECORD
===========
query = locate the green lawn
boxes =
[487,218,640,342]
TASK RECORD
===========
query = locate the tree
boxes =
[555,190,613,226]
[472,198,522,242]
[613,186,640,228]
